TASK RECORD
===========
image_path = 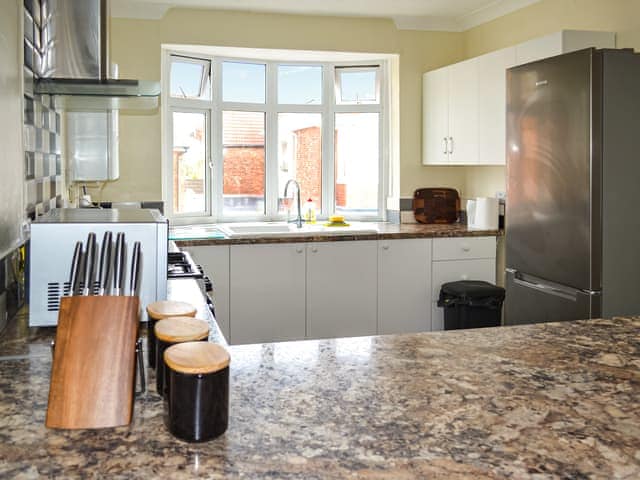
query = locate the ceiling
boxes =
[110,0,541,31]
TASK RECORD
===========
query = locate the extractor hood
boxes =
[34,0,159,110]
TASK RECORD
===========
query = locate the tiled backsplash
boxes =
[1,0,63,329]
[23,0,63,220]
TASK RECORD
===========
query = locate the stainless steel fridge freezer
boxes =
[505,48,640,325]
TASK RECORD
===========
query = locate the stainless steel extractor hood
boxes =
[35,0,159,110]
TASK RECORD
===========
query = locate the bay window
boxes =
[163,47,389,221]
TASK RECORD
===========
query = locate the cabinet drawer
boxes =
[432,258,496,298]
[432,237,496,261]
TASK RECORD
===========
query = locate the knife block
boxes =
[46,295,140,429]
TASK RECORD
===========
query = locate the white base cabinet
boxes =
[306,241,378,339]
[229,244,306,345]
[185,236,497,343]
[378,239,432,334]
[431,237,497,331]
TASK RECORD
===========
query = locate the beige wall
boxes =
[106,9,467,203]
[463,0,640,199]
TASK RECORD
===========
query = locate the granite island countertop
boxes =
[172,221,502,246]
[0,282,638,478]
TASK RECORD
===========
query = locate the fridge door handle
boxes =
[442,137,448,155]
[509,269,579,302]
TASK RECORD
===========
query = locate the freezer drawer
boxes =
[504,269,601,326]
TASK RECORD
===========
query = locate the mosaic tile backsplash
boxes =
[23,0,63,220]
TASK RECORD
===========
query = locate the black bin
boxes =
[437,280,505,330]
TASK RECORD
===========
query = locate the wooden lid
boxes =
[146,300,197,320]
[154,317,209,343]
[164,342,230,374]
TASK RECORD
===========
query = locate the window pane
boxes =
[335,113,379,214]
[170,59,211,100]
[172,112,206,214]
[336,67,379,104]
[278,65,322,105]
[223,111,265,214]
[222,62,266,103]
[277,113,322,214]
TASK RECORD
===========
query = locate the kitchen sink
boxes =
[218,222,378,238]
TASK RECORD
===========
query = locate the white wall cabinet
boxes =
[306,241,378,339]
[422,58,478,165]
[423,30,615,166]
[448,59,479,164]
[229,244,306,345]
[183,245,230,339]
[431,237,497,331]
[478,47,517,165]
[422,68,449,165]
[378,239,432,334]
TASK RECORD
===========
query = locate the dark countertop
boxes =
[0,281,638,478]
[173,222,501,246]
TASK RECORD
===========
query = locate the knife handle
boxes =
[113,232,126,296]
[82,233,97,296]
[98,231,113,296]
[129,241,141,296]
[68,241,83,296]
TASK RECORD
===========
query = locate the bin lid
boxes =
[440,280,505,299]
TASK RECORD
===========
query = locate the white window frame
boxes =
[169,54,212,100]
[162,47,390,224]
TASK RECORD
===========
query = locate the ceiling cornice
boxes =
[111,0,542,32]
[456,0,541,31]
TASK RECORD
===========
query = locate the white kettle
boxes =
[466,197,499,230]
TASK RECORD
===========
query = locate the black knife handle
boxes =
[129,241,142,296]
[82,233,97,295]
[69,241,83,296]
[98,231,113,295]
[113,232,126,295]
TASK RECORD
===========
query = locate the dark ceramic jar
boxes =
[164,342,230,442]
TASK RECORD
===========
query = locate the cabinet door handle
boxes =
[461,245,470,252]
[382,245,389,250]
[442,137,448,155]
[296,247,303,253]
[448,137,454,154]
[311,247,318,253]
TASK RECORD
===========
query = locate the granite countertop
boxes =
[172,222,501,246]
[1,280,638,478]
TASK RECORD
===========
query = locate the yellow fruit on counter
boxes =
[329,215,345,223]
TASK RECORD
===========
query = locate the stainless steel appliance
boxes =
[505,48,640,325]
[35,0,160,110]
[29,209,168,326]
[167,250,215,318]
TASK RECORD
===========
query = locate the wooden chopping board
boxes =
[46,296,140,429]
[413,188,460,224]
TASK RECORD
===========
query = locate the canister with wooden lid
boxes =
[164,342,230,442]
[145,300,197,368]
[154,316,209,397]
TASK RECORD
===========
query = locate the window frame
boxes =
[169,55,212,100]
[162,48,389,223]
